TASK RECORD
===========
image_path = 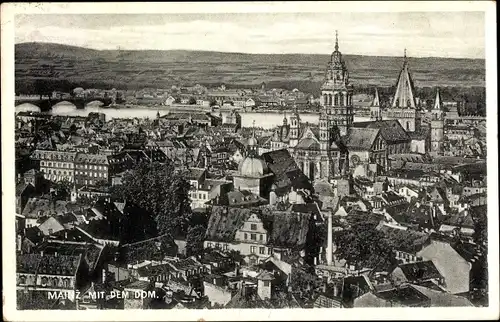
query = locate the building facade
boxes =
[33,150,77,183]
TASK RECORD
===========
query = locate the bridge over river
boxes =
[15,95,116,111]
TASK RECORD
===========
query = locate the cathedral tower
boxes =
[320,31,354,137]
[430,88,444,155]
[385,50,421,132]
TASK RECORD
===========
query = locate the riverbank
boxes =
[106,104,322,115]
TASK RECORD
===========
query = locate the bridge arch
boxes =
[52,101,78,108]
[15,103,41,113]
[86,100,105,107]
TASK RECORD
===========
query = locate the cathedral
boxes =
[267,32,442,182]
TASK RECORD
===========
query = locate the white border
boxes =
[2,2,498,321]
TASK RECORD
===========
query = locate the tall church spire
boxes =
[372,88,380,107]
[392,49,416,109]
[335,30,339,52]
[433,88,442,111]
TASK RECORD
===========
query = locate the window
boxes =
[259,234,264,241]
[259,247,265,254]
[268,248,272,255]
[199,193,202,199]
[250,224,257,231]
[264,281,270,287]
[223,244,228,251]
[41,161,45,166]
[244,233,248,240]
[250,246,257,254]
[251,234,256,241]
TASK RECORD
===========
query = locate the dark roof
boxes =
[120,233,178,263]
[443,210,475,229]
[375,285,429,306]
[342,128,379,150]
[205,206,313,249]
[124,280,152,290]
[17,253,81,276]
[394,261,442,283]
[262,149,312,194]
[225,286,274,309]
[352,120,410,143]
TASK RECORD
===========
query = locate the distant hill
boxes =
[15,42,485,94]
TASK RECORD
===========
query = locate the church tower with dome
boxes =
[320,31,354,137]
[233,122,274,197]
[289,32,350,182]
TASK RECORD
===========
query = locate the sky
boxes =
[15,12,485,59]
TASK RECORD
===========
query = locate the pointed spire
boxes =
[391,49,416,109]
[335,30,339,52]
[433,88,442,110]
[372,88,380,107]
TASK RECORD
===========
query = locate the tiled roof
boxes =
[295,138,320,150]
[410,284,473,307]
[395,260,442,283]
[17,253,42,274]
[205,206,312,249]
[16,182,33,196]
[352,120,410,143]
[186,167,206,181]
[124,280,152,290]
[256,270,275,281]
[375,285,429,306]
[342,128,379,150]
[22,198,78,218]
[17,253,81,276]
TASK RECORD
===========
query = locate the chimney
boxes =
[17,235,22,252]
[326,212,333,266]
[333,283,339,297]
[234,263,239,276]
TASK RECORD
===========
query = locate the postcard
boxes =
[2,1,498,321]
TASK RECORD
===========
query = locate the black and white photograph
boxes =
[2,2,498,321]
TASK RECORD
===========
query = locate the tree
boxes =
[334,220,395,272]
[209,99,218,107]
[113,161,192,238]
[185,225,206,257]
[188,97,197,105]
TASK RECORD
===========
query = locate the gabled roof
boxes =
[393,260,442,283]
[342,128,379,151]
[352,120,410,143]
[410,284,473,307]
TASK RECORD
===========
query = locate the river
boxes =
[16,103,371,129]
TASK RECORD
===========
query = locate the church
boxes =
[267,31,442,182]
